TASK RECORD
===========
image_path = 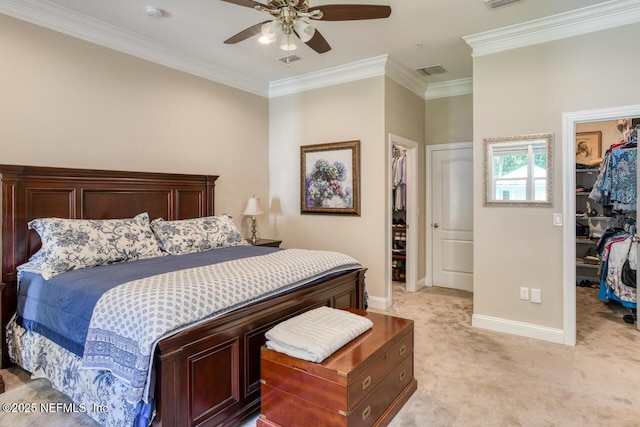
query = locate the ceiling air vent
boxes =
[416,65,447,77]
[485,0,525,9]
[278,54,301,64]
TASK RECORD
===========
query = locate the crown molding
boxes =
[269,55,429,99]
[384,57,429,99]
[0,0,268,96]
[464,0,640,57]
[425,78,473,100]
[2,0,464,100]
[269,55,388,98]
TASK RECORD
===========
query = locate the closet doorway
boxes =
[563,104,640,346]
[388,134,418,301]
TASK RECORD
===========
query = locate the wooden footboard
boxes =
[153,267,366,427]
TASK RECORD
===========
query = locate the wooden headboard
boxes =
[0,164,218,367]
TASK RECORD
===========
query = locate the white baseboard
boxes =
[367,295,391,310]
[472,314,564,344]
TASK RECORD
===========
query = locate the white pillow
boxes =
[150,214,248,255]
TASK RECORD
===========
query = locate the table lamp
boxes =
[243,196,265,244]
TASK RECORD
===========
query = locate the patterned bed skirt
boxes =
[7,317,148,427]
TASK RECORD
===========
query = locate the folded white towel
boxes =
[265,306,373,363]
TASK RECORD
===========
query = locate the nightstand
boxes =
[248,238,282,248]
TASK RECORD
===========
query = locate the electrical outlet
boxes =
[520,287,529,300]
[531,288,542,303]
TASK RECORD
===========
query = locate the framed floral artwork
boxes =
[300,140,360,215]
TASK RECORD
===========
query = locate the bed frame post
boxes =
[206,175,216,216]
[1,169,21,368]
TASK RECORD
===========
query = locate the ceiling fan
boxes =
[222,0,392,54]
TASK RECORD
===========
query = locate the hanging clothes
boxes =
[392,148,407,211]
[598,235,637,308]
[589,125,639,313]
[589,127,638,212]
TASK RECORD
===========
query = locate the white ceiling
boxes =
[0,0,619,96]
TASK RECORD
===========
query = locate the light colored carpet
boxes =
[377,284,639,427]
[1,284,638,426]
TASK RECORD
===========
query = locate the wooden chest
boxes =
[257,310,416,427]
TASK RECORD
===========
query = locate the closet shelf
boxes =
[576,216,612,221]
[576,259,599,269]
[576,168,599,173]
[576,238,597,244]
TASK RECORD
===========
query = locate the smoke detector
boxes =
[485,0,525,9]
[145,6,165,18]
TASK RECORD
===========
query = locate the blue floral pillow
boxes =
[28,212,163,280]
[150,214,248,255]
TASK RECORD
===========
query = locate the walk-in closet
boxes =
[576,118,638,328]
[391,145,407,282]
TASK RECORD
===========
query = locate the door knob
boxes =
[433,223,439,228]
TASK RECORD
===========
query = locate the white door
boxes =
[430,145,474,291]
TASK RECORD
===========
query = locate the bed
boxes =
[0,164,367,426]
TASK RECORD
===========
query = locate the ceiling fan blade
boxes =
[308,4,391,21]
[224,20,271,44]
[303,29,331,54]
[220,0,265,9]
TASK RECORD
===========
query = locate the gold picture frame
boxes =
[576,131,602,164]
[300,140,360,215]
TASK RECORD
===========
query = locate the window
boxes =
[484,134,553,206]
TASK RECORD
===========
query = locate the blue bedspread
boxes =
[16,246,279,357]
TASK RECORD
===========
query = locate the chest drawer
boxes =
[346,353,414,426]
[260,354,413,427]
[259,310,416,427]
[347,329,413,409]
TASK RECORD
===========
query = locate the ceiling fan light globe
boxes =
[279,39,297,51]
[260,20,282,43]
[279,42,298,52]
[293,20,315,43]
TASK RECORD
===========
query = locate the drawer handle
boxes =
[399,344,407,356]
[399,369,406,382]
[362,375,372,390]
[362,405,371,421]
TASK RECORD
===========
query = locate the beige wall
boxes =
[425,94,473,145]
[269,77,388,299]
[0,14,270,230]
[473,23,640,329]
[385,77,426,280]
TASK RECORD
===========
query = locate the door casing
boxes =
[562,104,640,346]
[387,134,419,305]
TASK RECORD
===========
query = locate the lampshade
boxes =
[293,20,315,42]
[279,36,297,52]
[259,20,281,44]
[243,196,265,216]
